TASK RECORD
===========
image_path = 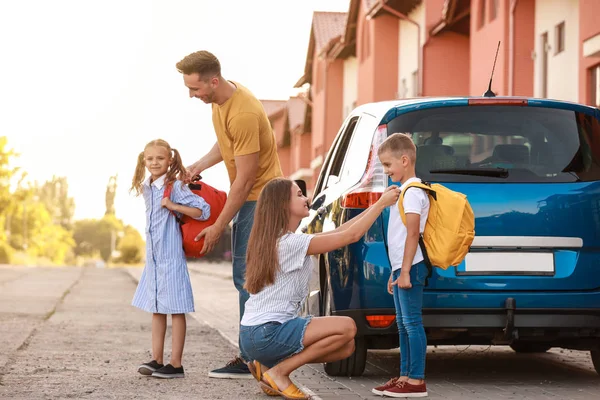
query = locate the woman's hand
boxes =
[387,275,394,295]
[377,185,401,208]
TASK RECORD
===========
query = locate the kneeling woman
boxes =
[240,178,400,399]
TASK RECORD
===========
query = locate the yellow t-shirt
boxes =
[212,81,283,201]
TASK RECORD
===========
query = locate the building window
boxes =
[592,65,600,108]
[478,0,486,28]
[555,22,565,55]
[400,78,407,98]
[316,61,324,93]
[540,32,549,98]
[361,23,371,61]
[489,0,498,21]
[412,70,419,97]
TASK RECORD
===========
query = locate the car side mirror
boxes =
[310,195,325,210]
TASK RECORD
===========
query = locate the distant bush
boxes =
[117,226,145,264]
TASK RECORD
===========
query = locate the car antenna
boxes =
[483,41,501,97]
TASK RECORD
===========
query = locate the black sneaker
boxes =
[152,364,185,379]
[138,360,164,376]
[208,356,253,379]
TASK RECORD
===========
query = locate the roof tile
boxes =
[312,11,347,53]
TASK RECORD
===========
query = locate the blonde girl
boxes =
[130,139,210,379]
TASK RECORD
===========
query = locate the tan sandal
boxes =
[260,372,310,400]
[248,361,279,396]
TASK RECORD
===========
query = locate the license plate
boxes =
[462,252,554,275]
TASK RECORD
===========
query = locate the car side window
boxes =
[337,113,378,186]
[312,115,355,197]
[322,116,360,190]
[312,130,343,197]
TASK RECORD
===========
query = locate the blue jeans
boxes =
[392,261,428,379]
[232,201,256,359]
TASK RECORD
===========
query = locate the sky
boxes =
[0,0,350,236]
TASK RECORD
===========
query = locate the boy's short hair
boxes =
[378,133,417,164]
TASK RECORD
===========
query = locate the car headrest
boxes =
[418,144,454,157]
[492,144,529,164]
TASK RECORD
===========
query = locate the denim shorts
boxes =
[239,316,312,368]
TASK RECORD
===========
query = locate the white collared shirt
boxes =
[144,173,167,189]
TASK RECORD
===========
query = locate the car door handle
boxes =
[317,206,327,219]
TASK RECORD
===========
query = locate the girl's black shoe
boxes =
[152,364,185,379]
[138,360,164,376]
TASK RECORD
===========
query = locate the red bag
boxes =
[163,177,227,258]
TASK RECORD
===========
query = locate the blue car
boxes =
[298,96,600,377]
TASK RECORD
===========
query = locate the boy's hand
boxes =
[387,276,394,295]
[394,271,412,289]
[161,197,174,210]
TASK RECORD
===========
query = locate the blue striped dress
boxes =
[132,174,211,314]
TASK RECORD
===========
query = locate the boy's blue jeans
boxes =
[232,201,256,360]
[392,261,428,379]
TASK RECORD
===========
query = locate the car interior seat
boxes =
[492,144,530,164]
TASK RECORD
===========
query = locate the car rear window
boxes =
[386,105,600,183]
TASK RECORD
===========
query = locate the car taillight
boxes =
[341,124,388,209]
[366,315,396,328]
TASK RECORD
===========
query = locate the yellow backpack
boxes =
[398,182,475,280]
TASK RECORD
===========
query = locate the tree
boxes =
[0,137,18,243]
[37,176,75,230]
[105,174,118,216]
[0,137,77,265]
[7,184,75,264]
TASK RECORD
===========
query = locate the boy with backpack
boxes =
[372,132,475,398]
[372,132,430,398]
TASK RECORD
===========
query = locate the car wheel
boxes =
[591,350,600,376]
[324,337,367,377]
[510,341,552,353]
[320,279,367,377]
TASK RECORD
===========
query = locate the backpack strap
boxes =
[163,183,173,199]
[397,182,435,226]
[397,181,435,287]
[419,234,433,287]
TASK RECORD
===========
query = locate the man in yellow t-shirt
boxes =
[176,50,282,379]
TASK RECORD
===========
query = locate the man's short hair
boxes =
[378,132,417,164]
[176,50,221,79]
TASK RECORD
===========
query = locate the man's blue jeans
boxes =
[231,201,256,359]
[392,261,428,379]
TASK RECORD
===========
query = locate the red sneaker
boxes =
[371,377,400,396]
[383,381,428,398]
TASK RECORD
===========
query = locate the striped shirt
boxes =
[131,174,211,314]
[241,233,314,326]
